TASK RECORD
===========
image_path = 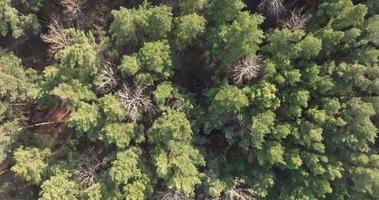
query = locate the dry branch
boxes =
[230,56,261,85]
[258,0,286,19]
[73,153,106,186]
[95,61,118,93]
[224,178,257,200]
[17,121,63,132]
[279,9,309,30]
[40,18,71,55]
[117,85,155,122]
[61,0,86,20]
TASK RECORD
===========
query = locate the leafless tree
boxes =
[258,0,286,19]
[154,190,194,200]
[40,18,71,55]
[223,178,257,200]
[230,56,261,85]
[72,154,106,187]
[95,61,118,93]
[279,9,309,30]
[117,85,155,121]
[60,0,86,20]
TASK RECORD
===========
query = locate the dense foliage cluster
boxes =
[0,0,378,199]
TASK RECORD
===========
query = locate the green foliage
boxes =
[367,0,379,15]
[352,167,379,197]
[317,0,367,30]
[51,80,96,106]
[174,13,206,50]
[209,11,264,67]
[1,0,379,199]
[0,50,40,102]
[257,141,285,166]
[68,102,99,139]
[153,81,174,106]
[205,83,250,140]
[0,0,23,37]
[133,72,156,86]
[109,147,152,200]
[298,35,323,58]
[110,5,172,45]
[39,173,80,200]
[99,94,125,122]
[153,81,194,114]
[250,111,275,149]
[41,29,100,99]
[0,115,22,164]
[11,147,50,184]
[118,55,140,76]
[101,122,143,148]
[364,15,379,46]
[264,29,305,59]
[315,28,344,57]
[56,29,98,80]
[205,177,226,198]
[209,84,249,115]
[0,0,41,38]
[250,82,280,110]
[83,183,102,200]
[341,99,377,151]
[149,110,204,195]
[208,0,246,24]
[179,0,208,14]
[138,40,173,78]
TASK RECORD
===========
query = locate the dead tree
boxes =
[279,9,309,30]
[40,18,71,55]
[223,178,257,200]
[95,61,118,93]
[258,0,286,19]
[117,85,155,122]
[230,56,261,86]
[73,153,106,187]
[60,0,86,20]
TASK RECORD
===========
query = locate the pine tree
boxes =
[149,110,204,196]
[11,147,51,184]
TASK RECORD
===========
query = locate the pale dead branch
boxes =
[40,18,71,55]
[60,0,86,20]
[17,121,63,132]
[230,56,261,85]
[279,9,309,30]
[95,61,118,93]
[258,0,286,19]
[73,153,106,187]
[117,85,155,122]
[224,178,257,200]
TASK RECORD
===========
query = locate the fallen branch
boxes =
[17,121,64,131]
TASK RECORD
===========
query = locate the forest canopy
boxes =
[0,0,379,199]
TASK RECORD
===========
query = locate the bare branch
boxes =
[95,61,118,93]
[17,121,63,131]
[40,18,71,55]
[60,0,86,20]
[279,9,309,30]
[224,178,257,200]
[72,153,106,187]
[230,56,261,85]
[117,85,155,122]
[258,0,286,19]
